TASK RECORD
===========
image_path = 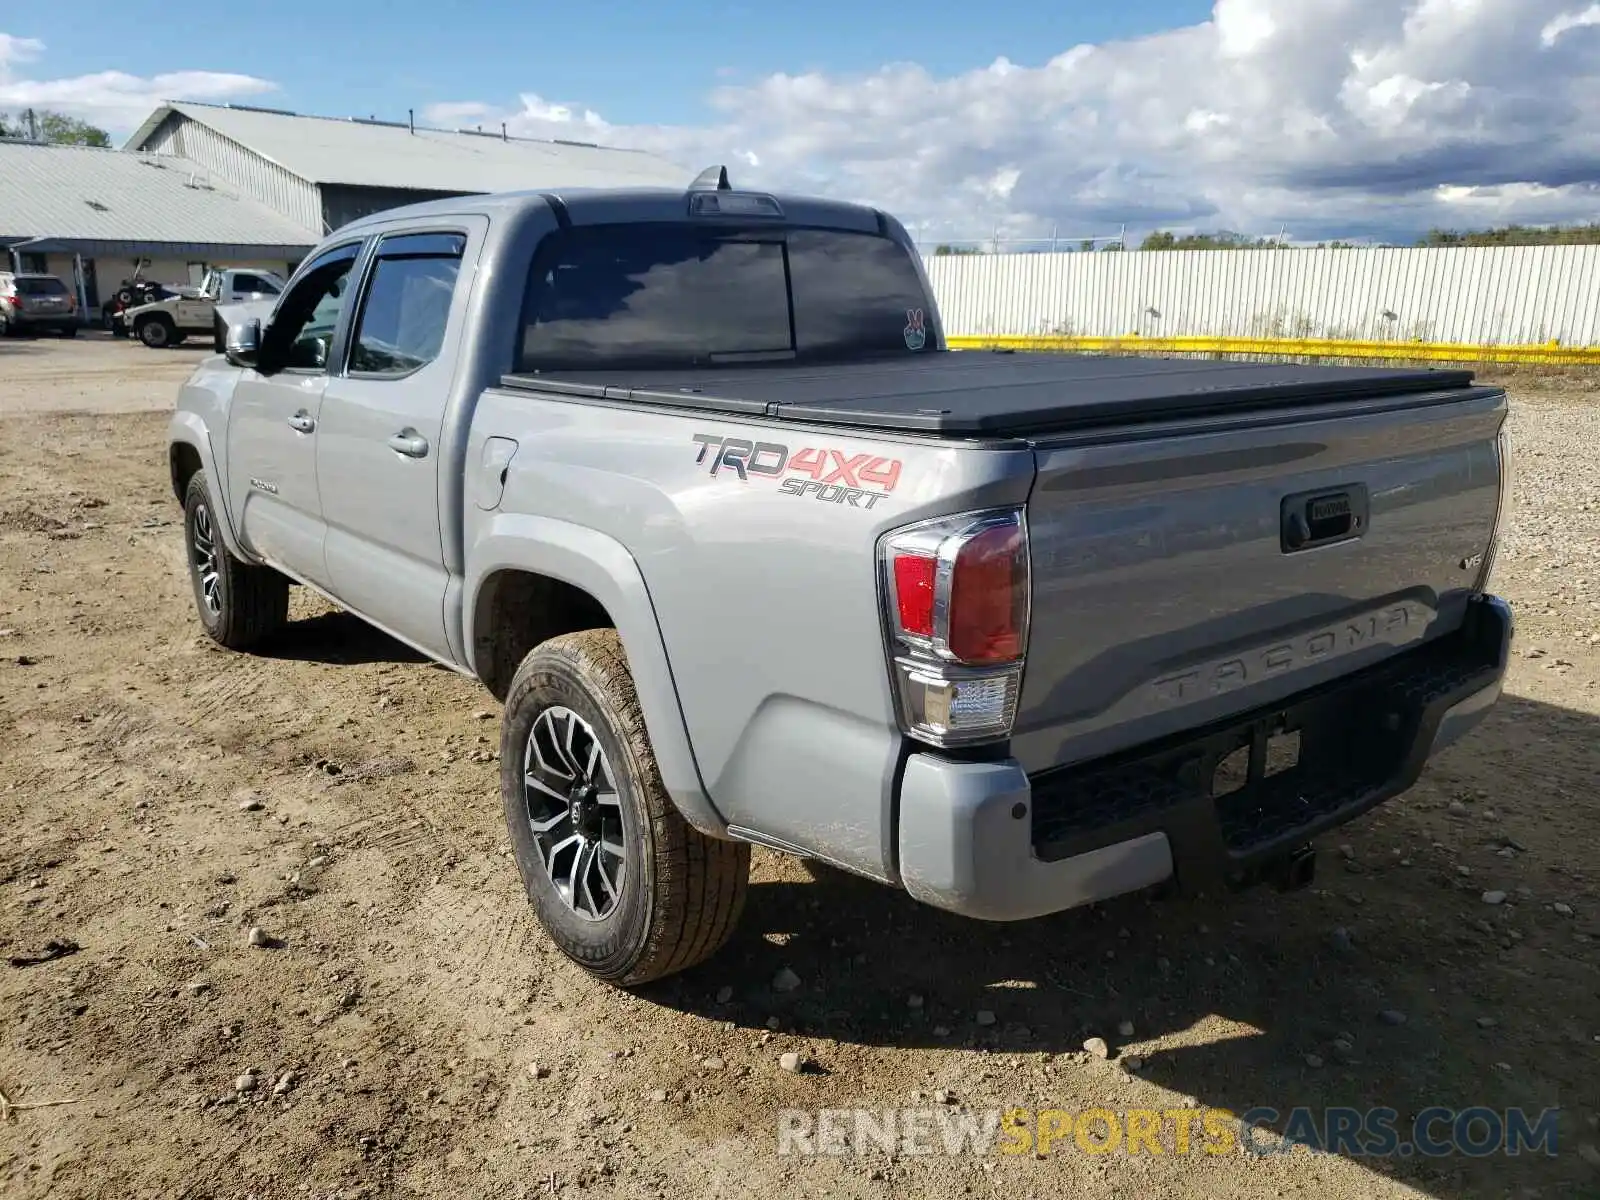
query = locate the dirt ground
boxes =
[1,334,1597,1199]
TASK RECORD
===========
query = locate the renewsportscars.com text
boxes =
[776,1105,1560,1159]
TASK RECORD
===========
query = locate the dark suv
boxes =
[0,272,80,337]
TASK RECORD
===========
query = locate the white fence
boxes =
[921,245,1600,348]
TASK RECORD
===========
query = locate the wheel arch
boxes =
[466,514,728,839]
[168,412,249,561]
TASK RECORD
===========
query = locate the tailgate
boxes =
[1011,385,1508,774]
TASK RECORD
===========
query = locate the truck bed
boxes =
[502,352,1481,436]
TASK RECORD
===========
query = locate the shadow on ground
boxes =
[258,610,427,667]
[645,692,1598,1199]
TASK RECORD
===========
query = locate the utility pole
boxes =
[26,108,38,141]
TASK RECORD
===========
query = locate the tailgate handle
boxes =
[1282,485,1367,552]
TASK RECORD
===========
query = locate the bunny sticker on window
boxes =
[903,308,927,351]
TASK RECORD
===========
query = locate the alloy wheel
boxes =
[191,502,222,617]
[523,706,626,921]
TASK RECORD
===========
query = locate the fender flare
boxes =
[167,411,249,562]
[464,514,729,839]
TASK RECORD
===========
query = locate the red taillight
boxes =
[3,296,19,309]
[892,553,936,639]
[947,522,1026,664]
[879,508,1030,748]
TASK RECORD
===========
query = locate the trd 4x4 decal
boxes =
[691,433,903,510]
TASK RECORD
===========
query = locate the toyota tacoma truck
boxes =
[167,170,1514,985]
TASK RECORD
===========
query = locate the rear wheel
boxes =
[137,314,175,348]
[183,470,289,650]
[500,629,750,985]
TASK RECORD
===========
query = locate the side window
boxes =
[233,273,267,294]
[265,242,363,372]
[348,232,465,378]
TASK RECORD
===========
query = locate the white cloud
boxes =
[11,2,1600,243]
[1541,3,1600,45]
[0,34,44,74]
[412,0,1600,242]
[0,35,274,135]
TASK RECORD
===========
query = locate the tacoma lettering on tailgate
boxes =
[1151,602,1425,706]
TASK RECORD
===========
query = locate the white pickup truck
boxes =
[125,268,286,348]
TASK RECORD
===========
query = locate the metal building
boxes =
[124,101,690,235]
[0,139,317,319]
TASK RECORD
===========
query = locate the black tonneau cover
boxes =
[500,352,1478,436]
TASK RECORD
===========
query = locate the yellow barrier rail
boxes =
[946,333,1600,366]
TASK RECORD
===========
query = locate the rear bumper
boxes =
[896,592,1512,921]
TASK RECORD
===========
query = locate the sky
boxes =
[5,0,1600,243]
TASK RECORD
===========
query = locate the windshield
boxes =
[518,225,936,371]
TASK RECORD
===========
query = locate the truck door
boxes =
[224,240,365,587]
[316,226,476,662]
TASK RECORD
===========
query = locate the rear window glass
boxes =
[234,274,281,295]
[518,225,932,371]
[16,278,69,296]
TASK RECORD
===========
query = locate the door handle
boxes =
[387,429,430,458]
[286,411,315,434]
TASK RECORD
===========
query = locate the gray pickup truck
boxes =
[168,169,1514,985]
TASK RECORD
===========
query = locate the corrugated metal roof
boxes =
[126,102,691,193]
[0,140,318,247]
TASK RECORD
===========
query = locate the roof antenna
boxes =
[689,164,731,191]
[408,108,415,134]
[501,121,508,141]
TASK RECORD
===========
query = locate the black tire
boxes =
[500,629,750,986]
[182,470,289,650]
[137,314,175,348]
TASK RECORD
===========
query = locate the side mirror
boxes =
[224,318,262,369]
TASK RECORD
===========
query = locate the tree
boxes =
[38,111,111,147]
[1418,223,1600,247]
[1140,229,1285,250]
[0,109,111,147]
